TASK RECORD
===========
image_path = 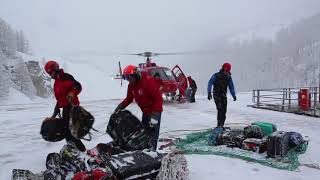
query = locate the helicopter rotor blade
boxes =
[118,61,123,86]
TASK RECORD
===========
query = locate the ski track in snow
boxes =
[1,93,320,179]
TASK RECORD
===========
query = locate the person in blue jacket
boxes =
[207,62,236,127]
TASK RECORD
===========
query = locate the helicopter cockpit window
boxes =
[163,68,175,80]
[150,68,175,81]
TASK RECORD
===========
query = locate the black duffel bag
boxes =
[287,132,305,149]
[107,110,153,150]
[40,118,66,142]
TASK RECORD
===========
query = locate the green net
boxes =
[175,130,308,171]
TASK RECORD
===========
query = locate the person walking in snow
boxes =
[207,62,236,127]
[187,76,197,103]
[114,65,163,151]
[44,60,86,152]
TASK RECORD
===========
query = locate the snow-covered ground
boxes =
[1,91,320,180]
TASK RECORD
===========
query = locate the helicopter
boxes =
[116,52,190,101]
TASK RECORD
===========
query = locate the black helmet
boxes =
[69,106,95,140]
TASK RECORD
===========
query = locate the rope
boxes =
[300,163,320,170]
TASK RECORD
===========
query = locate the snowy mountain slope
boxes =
[0,92,319,180]
[1,55,129,104]
[227,24,287,43]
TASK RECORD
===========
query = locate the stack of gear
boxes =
[12,142,116,180]
[175,121,308,171]
[106,110,153,151]
[17,111,195,179]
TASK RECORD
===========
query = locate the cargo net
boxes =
[174,130,308,171]
[156,153,189,180]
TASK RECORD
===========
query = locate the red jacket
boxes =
[54,69,81,107]
[121,72,163,115]
[154,78,164,91]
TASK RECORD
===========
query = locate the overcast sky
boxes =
[1,0,320,57]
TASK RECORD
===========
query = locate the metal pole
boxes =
[282,88,285,111]
[314,88,317,116]
[252,90,256,103]
[288,88,291,110]
[257,90,260,108]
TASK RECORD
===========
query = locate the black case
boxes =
[267,131,289,158]
[101,150,164,180]
[107,110,142,148]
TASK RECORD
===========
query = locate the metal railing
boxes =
[251,87,320,117]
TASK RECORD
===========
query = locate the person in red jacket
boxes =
[115,65,163,151]
[44,60,86,152]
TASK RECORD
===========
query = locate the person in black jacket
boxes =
[207,63,236,127]
[187,76,197,103]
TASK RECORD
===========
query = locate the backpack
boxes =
[106,110,142,148]
[69,106,95,140]
[287,132,304,149]
[208,127,224,146]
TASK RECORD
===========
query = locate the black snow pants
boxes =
[62,105,86,152]
[142,112,162,151]
[213,95,227,127]
[190,89,196,103]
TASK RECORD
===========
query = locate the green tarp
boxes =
[175,130,307,171]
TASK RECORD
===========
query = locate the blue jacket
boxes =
[207,71,236,98]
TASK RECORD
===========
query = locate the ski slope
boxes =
[0,91,320,180]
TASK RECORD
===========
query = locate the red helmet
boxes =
[45,61,59,74]
[222,62,231,72]
[123,65,137,76]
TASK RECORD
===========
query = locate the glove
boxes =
[149,118,159,128]
[208,92,212,100]
[149,112,161,128]
[51,103,60,118]
[233,96,237,101]
[114,104,124,114]
[66,92,75,103]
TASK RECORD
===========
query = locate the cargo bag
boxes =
[69,105,95,140]
[125,129,152,151]
[87,143,125,157]
[216,129,245,148]
[244,125,264,139]
[267,131,290,158]
[287,132,305,150]
[208,127,224,146]
[242,138,268,153]
[40,118,66,142]
[252,121,277,136]
[100,150,164,180]
[106,110,142,148]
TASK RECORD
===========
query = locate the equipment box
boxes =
[101,150,164,180]
[242,138,267,153]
